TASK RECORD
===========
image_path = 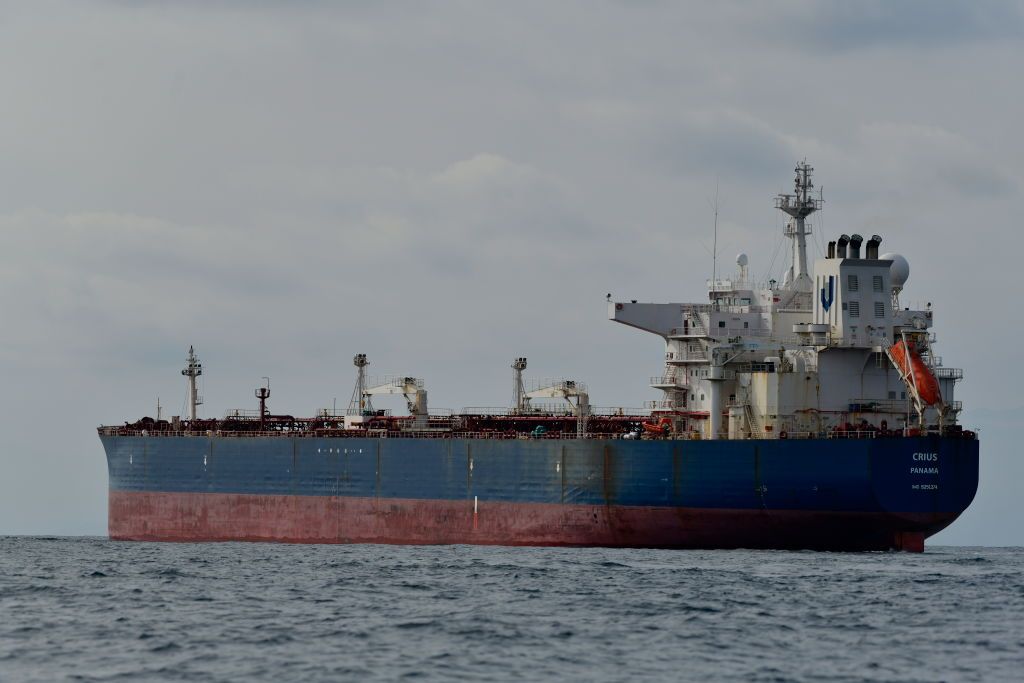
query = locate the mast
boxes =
[349,353,370,414]
[774,160,821,291]
[255,377,270,431]
[511,357,528,413]
[181,346,203,421]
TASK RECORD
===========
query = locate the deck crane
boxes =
[363,376,429,428]
[525,380,590,437]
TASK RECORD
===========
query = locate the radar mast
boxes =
[774,160,821,291]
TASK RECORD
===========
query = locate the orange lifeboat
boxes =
[642,416,673,435]
[890,340,942,405]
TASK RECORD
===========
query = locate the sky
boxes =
[1,1,1021,544]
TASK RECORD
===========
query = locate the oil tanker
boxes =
[99,162,978,551]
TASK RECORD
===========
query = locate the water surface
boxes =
[1,538,1020,681]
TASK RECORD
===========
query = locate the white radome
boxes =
[880,253,910,289]
[736,253,749,267]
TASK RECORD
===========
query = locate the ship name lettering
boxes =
[912,452,938,462]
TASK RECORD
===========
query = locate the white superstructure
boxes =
[611,162,962,439]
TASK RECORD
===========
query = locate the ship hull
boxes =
[101,435,978,551]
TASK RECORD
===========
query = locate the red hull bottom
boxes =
[108,491,946,552]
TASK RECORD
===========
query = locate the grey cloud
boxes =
[832,123,1018,202]
[650,111,798,181]
[764,0,1024,52]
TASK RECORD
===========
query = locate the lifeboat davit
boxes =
[890,340,942,405]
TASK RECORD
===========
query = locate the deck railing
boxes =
[935,367,964,380]
[99,426,976,441]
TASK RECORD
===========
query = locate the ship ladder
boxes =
[686,308,709,337]
[743,402,764,439]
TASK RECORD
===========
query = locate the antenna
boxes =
[710,180,720,311]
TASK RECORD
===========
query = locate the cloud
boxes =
[757,0,1024,52]
[652,110,799,180]
[0,150,611,374]
[433,153,538,190]
[854,122,1017,198]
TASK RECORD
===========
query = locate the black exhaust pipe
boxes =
[849,234,863,259]
[866,234,882,259]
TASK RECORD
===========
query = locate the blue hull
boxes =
[101,435,978,550]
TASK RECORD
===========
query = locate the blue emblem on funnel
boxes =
[820,275,834,311]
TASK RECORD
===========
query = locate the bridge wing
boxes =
[608,302,682,337]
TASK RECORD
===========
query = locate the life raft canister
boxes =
[890,340,942,406]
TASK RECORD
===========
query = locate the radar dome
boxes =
[880,253,910,289]
[736,253,748,267]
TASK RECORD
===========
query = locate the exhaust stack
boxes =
[849,234,864,259]
[866,234,882,259]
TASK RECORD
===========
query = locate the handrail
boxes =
[846,398,910,413]
[459,405,647,417]
[644,399,684,410]
[98,426,977,441]
[935,367,963,380]
[223,409,261,418]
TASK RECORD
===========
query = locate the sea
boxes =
[0,538,1020,682]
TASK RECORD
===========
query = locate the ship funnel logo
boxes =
[820,276,835,311]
